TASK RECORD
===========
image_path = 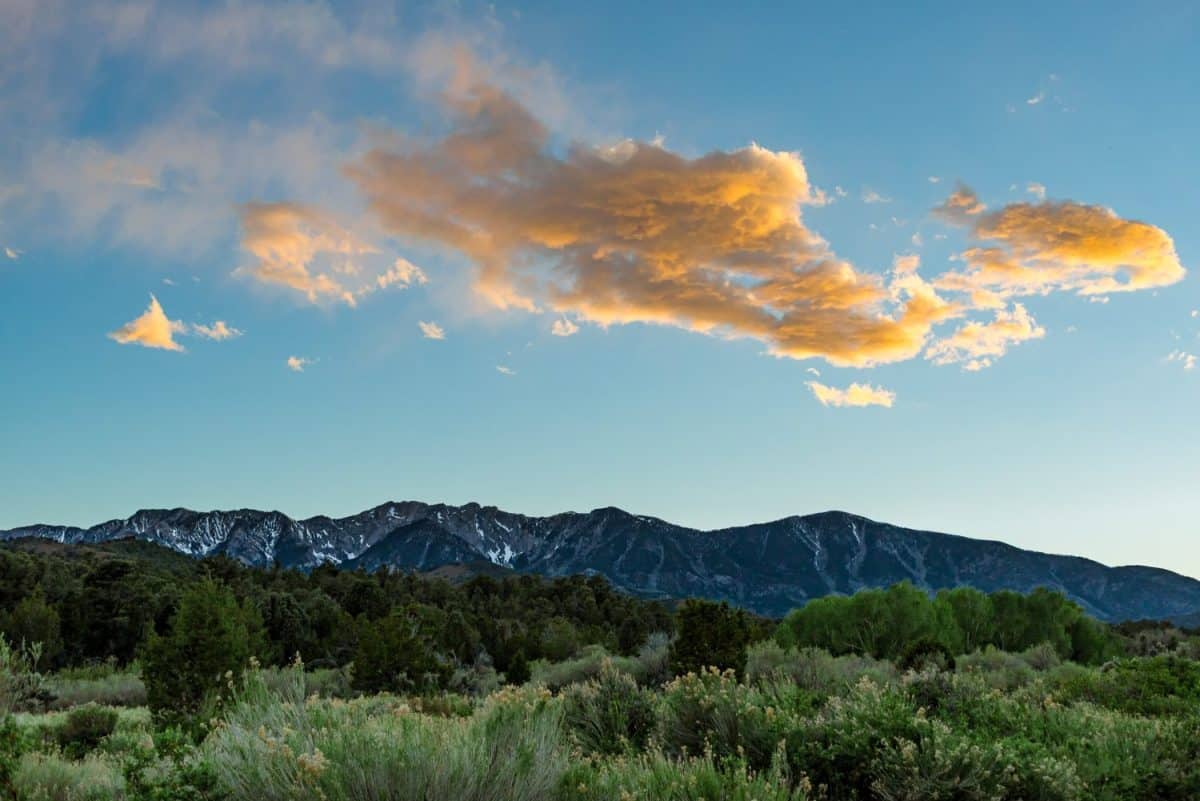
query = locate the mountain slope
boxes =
[4,502,1197,622]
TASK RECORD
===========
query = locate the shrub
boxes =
[658,667,798,773]
[1,713,23,799]
[0,634,49,715]
[897,636,953,672]
[955,646,1036,691]
[205,667,568,801]
[449,660,502,697]
[785,679,923,799]
[11,751,126,801]
[562,661,656,756]
[1021,642,1063,672]
[635,632,673,687]
[746,643,896,695]
[56,703,119,758]
[561,747,806,801]
[530,645,641,691]
[870,718,1084,801]
[1050,655,1200,716]
[47,672,146,710]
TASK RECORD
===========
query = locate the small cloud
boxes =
[932,183,987,223]
[377,258,428,290]
[834,185,848,198]
[1190,310,1198,318]
[286,355,313,372]
[1167,350,1197,371]
[1006,103,1017,113]
[162,277,176,286]
[1026,182,1047,201]
[928,176,941,184]
[807,380,895,408]
[1065,325,1078,333]
[496,365,516,376]
[551,318,579,337]
[418,320,445,340]
[4,247,20,260]
[862,188,891,204]
[1088,296,1110,305]
[805,367,821,377]
[911,232,923,247]
[191,320,242,341]
[108,295,186,351]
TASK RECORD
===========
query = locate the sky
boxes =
[0,1,1197,576]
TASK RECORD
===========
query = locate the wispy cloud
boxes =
[4,247,20,259]
[108,295,186,351]
[926,303,1045,371]
[551,318,579,337]
[286,355,313,372]
[1026,182,1047,200]
[191,321,242,341]
[807,381,895,408]
[418,321,445,340]
[1167,350,1196,370]
[862,188,891,204]
[496,365,516,376]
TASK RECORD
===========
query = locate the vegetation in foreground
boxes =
[3,541,1200,800]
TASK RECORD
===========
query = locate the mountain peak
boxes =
[3,500,1198,623]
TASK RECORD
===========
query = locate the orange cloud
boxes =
[108,294,186,351]
[238,203,429,307]
[345,63,960,368]
[807,381,896,408]
[935,190,1185,301]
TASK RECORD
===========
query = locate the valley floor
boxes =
[5,641,1200,801]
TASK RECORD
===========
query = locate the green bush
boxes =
[1050,655,1200,716]
[56,703,119,758]
[658,667,800,773]
[1,634,49,715]
[561,747,806,801]
[562,661,656,756]
[896,636,953,672]
[956,646,1036,691]
[785,679,923,798]
[11,751,126,801]
[47,671,146,710]
[205,666,568,801]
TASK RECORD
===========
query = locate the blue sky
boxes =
[1,1,1197,576]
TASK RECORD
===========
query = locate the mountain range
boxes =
[3,502,1197,622]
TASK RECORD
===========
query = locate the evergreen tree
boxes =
[141,580,253,726]
[669,599,751,678]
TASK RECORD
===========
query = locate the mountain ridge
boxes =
[3,501,1197,622]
